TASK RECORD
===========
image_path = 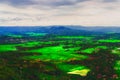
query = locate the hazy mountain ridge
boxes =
[67,26,120,33]
[0,26,120,36]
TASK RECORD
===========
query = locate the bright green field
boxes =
[81,46,107,54]
[0,41,41,52]
[99,39,120,43]
[0,45,17,52]
[57,63,90,76]
[18,41,41,47]
[112,48,120,55]
[22,45,90,76]
[23,45,88,61]
[114,60,120,77]
[56,36,93,39]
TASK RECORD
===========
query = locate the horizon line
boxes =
[0,25,120,27]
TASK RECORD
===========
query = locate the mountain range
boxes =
[0,25,120,35]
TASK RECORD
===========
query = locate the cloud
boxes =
[0,0,120,26]
[103,0,118,2]
[0,0,34,6]
[0,0,89,7]
[34,0,89,7]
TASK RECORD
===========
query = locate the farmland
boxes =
[0,27,120,80]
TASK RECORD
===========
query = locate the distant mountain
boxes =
[0,27,47,34]
[47,26,103,35]
[67,26,120,33]
[0,25,120,36]
[0,26,93,36]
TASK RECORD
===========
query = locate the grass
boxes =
[56,36,93,40]
[57,63,86,72]
[99,39,120,43]
[114,60,120,77]
[22,44,90,76]
[57,63,90,76]
[67,69,90,76]
[112,48,120,55]
[0,41,41,52]
[0,34,120,79]
[23,45,88,61]
[81,46,107,54]
[81,48,95,54]
[0,45,17,52]
[18,41,40,47]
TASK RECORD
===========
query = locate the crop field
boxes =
[0,31,120,80]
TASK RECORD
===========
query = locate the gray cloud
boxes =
[0,0,34,6]
[0,0,89,7]
[0,17,23,23]
[0,11,28,16]
[45,0,88,7]
[0,0,119,8]
[0,0,120,26]
[103,0,118,2]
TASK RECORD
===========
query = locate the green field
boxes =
[0,34,120,80]
[99,39,120,43]
[24,45,87,61]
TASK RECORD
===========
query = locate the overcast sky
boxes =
[0,0,120,26]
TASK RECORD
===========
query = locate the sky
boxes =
[0,0,120,26]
